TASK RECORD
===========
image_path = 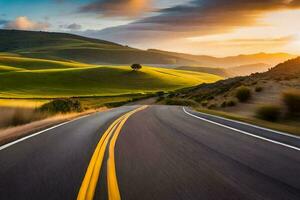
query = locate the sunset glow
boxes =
[0,0,299,56]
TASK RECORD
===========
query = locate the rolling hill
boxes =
[148,49,296,68]
[0,56,221,98]
[175,66,230,77]
[0,30,191,65]
[175,63,271,77]
[162,57,300,119]
[0,29,296,68]
[226,63,271,77]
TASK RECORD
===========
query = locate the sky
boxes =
[0,0,300,56]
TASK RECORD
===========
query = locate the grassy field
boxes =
[0,56,221,98]
[0,56,93,70]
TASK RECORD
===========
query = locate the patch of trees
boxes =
[131,64,142,71]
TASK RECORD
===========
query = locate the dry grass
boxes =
[196,108,300,136]
[0,107,48,128]
[0,107,108,145]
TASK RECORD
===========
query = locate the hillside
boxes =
[267,57,300,77]
[227,63,270,77]
[163,57,300,113]
[0,56,221,98]
[0,30,193,65]
[149,49,296,68]
[0,30,296,67]
[175,63,271,77]
[0,56,93,70]
[175,66,230,77]
[160,57,300,134]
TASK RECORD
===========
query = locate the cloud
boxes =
[0,19,9,26]
[84,0,300,43]
[4,16,50,31]
[60,23,82,30]
[79,0,153,18]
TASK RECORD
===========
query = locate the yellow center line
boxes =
[107,105,148,200]
[77,106,148,200]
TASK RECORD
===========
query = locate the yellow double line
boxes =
[77,106,148,200]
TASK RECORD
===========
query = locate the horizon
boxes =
[1,0,300,56]
[1,28,299,58]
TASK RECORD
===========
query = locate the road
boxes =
[0,105,299,200]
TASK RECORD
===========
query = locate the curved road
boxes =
[0,105,299,200]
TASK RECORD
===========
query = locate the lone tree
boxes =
[131,63,142,71]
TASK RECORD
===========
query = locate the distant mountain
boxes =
[176,63,272,77]
[149,49,296,68]
[227,63,270,77]
[0,30,297,67]
[175,66,230,77]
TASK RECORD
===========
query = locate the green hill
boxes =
[0,56,93,70]
[0,30,192,65]
[0,30,296,66]
[0,56,221,98]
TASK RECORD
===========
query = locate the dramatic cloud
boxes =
[0,19,9,26]
[87,0,300,41]
[4,16,50,31]
[79,0,153,18]
[60,23,82,30]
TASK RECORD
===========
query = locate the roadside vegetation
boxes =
[0,107,48,128]
[158,57,300,135]
[255,105,281,122]
[235,87,251,102]
[283,90,300,116]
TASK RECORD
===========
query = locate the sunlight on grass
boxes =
[0,56,222,98]
[0,99,48,108]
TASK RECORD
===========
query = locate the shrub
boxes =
[156,91,165,97]
[0,107,47,128]
[201,101,208,107]
[208,104,217,109]
[11,108,46,126]
[131,63,142,71]
[39,99,82,114]
[235,86,251,102]
[221,101,227,108]
[156,96,165,102]
[255,86,263,92]
[164,98,197,106]
[104,101,129,108]
[256,105,281,122]
[226,100,236,107]
[167,92,176,98]
[282,90,300,116]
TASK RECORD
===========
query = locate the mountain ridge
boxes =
[0,29,297,68]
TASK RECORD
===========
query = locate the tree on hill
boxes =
[131,64,142,71]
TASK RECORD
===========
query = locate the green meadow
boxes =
[0,56,221,99]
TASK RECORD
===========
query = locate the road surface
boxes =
[0,105,299,200]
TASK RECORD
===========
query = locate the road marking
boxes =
[0,115,90,151]
[189,108,300,139]
[183,107,300,151]
[77,106,148,200]
[77,114,125,200]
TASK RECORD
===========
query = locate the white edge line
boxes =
[187,108,300,140]
[183,107,300,151]
[0,114,90,151]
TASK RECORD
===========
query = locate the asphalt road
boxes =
[0,105,299,200]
